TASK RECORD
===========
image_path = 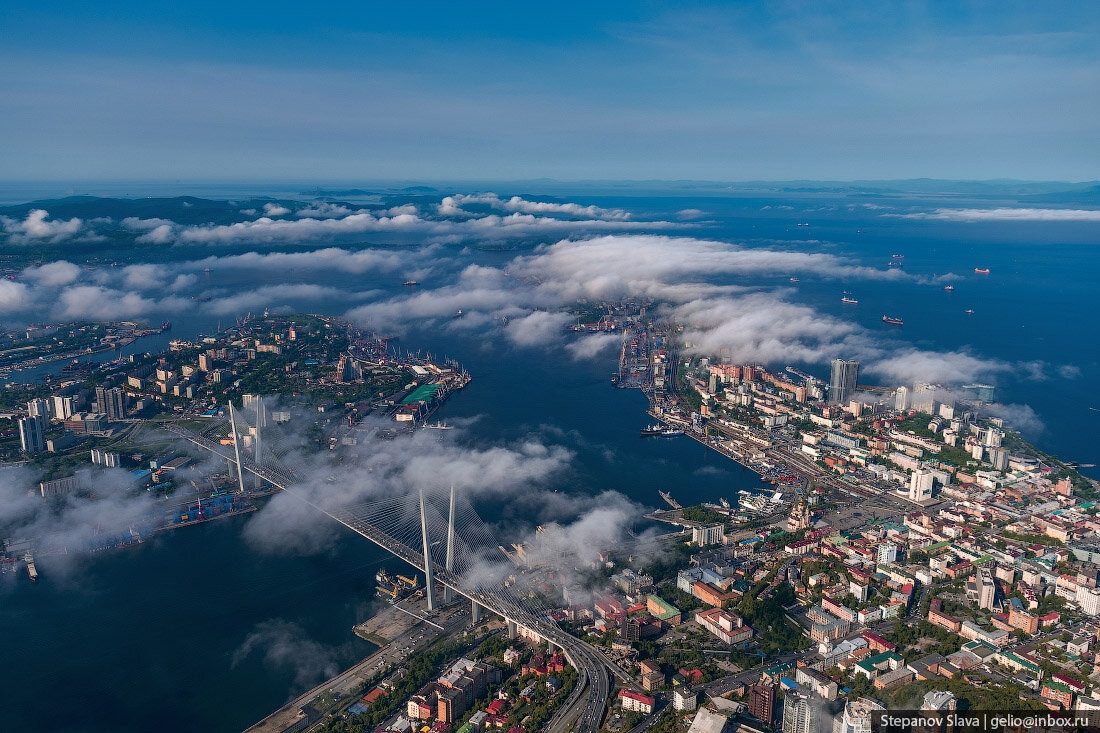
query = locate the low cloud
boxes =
[1,209,84,243]
[22,260,81,286]
[895,208,1100,222]
[232,619,341,689]
[262,203,291,217]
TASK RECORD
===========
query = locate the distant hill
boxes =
[0,196,274,225]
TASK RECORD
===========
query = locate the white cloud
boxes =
[56,286,164,320]
[895,208,1100,222]
[503,311,572,346]
[442,193,631,220]
[263,203,291,216]
[135,224,175,244]
[121,216,176,230]
[1,209,83,243]
[22,260,81,286]
[199,283,374,316]
[565,332,621,360]
[121,263,168,290]
[0,279,30,313]
[295,202,355,218]
[184,247,407,274]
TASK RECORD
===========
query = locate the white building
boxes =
[908,469,934,502]
[832,697,884,733]
[692,524,726,547]
[877,543,898,564]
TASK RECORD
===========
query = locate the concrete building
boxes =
[18,414,46,453]
[90,448,121,467]
[978,568,997,611]
[692,524,726,547]
[829,359,860,406]
[27,398,51,418]
[94,386,127,420]
[832,697,884,733]
[782,689,822,733]
[695,607,753,644]
[747,681,776,726]
[674,689,699,712]
[908,469,934,502]
[877,543,898,564]
[51,395,76,420]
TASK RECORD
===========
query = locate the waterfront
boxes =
[1,189,1098,731]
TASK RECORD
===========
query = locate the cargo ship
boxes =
[641,424,684,437]
[943,285,955,291]
[841,296,858,304]
[403,280,419,287]
[882,315,904,325]
[974,268,990,274]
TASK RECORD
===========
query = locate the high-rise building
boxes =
[95,386,127,420]
[978,568,997,611]
[829,359,859,405]
[18,414,46,453]
[877,543,898,564]
[909,469,935,502]
[833,697,884,733]
[988,447,1008,471]
[51,394,76,420]
[27,398,51,418]
[748,681,777,726]
[782,689,821,733]
[336,353,360,382]
[894,386,909,411]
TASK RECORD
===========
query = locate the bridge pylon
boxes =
[419,489,436,612]
[228,403,246,494]
[444,484,455,603]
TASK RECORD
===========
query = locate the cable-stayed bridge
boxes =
[160,406,627,733]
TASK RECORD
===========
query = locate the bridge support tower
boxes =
[420,490,436,612]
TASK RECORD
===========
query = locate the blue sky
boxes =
[1,1,1097,181]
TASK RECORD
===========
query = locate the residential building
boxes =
[829,359,860,406]
[18,414,46,453]
[747,681,776,726]
[618,690,655,714]
[695,608,753,644]
[782,689,822,733]
[692,523,726,547]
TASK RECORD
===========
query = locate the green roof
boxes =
[402,384,441,404]
[647,594,681,620]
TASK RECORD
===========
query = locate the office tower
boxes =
[19,414,46,453]
[829,359,859,405]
